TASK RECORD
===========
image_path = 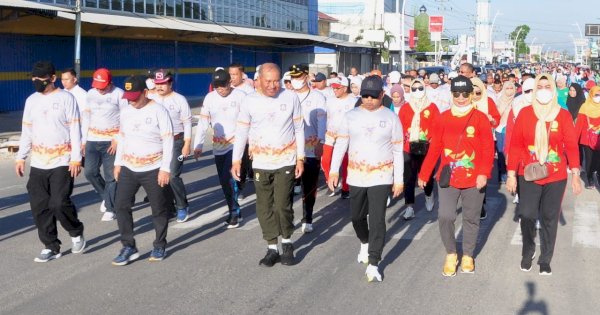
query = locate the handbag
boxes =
[439,110,475,188]
[586,116,600,150]
[409,140,430,156]
[523,121,552,181]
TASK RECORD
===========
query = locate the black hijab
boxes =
[566,83,585,121]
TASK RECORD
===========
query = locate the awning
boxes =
[0,0,74,12]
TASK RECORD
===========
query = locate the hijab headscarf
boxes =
[566,83,586,120]
[390,84,405,106]
[408,79,429,142]
[497,81,516,130]
[470,77,489,114]
[532,74,561,165]
[578,86,600,118]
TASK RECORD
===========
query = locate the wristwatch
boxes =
[571,169,581,176]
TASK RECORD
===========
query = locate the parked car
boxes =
[416,66,452,76]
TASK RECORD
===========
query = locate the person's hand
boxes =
[392,184,404,198]
[231,162,242,181]
[69,163,81,177]
[314,143,324,158]
[81,143,86,157]
[182,143,191,157]
[418,178,427,189]
[572,173,582,195]
[295,160,304,179]
[114,165,121,182]
[328,173,339,192]
[15,160,25,177]
[193,148,202,159]
[506,175,517,194]
[107,139,118,155]
[476,175,487,190]
[158,170,170,187]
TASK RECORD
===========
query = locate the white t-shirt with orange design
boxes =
[83,87,127,143]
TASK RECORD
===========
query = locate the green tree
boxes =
[510,25,530,56]
[414,10,432,52]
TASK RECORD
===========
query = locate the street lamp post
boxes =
[74,0,82,79]
[489,11,502,64]
[513,26,523,63]
[401,0,408,73]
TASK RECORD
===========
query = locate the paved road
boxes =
[1,151,600,314]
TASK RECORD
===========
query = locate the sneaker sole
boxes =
[176,216,189,223]
[149,256,166,262]
[460,268,475,274]
[72,240,87,254]
[34,253,62,263]
[539,271,552,276]
[101,214,116,222]
[226,223,240,229]
[112,252,140,266]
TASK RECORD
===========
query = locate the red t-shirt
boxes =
[507,106,580,185]
[478,97,501,128]
[574,113,600,148]
[398,102,440,153]
[418,108,495,189]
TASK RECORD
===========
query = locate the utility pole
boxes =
[434,0,449,64]
[74,0,82,79]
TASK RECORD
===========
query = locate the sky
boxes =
[411,0,599,54]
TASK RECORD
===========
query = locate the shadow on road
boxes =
[517,281,548,315]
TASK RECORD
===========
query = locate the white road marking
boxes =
[572,201,600,248]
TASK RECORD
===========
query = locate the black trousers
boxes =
[239,144,253,189]
[582,145,600,183]
[403,152,434,204]
[115,167,171,249]
[27,166,84,252]
[517,177,567,265]
[214,150,241,216]
[350,184,391,266]
[301,157,320,224]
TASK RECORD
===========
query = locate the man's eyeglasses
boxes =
[411,86,424,92]
[452,91,471,98]
[524,89,533,94]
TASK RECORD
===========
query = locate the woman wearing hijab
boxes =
[399,79,440,220]
[418,76,494,276]
[507,74,582,276]
[495,81,516,183]
[350,77,363,99]
[471,77,501,219]
[390,84,405,115]
[567,83,585,121]
[575,86,600,189]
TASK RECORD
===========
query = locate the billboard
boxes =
[585,24,600,37]
[429,16,444,33]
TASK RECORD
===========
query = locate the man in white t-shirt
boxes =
[61,68,87,119]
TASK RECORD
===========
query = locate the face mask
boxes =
[594,96,600,104]
[453,104,473,113]
[412,90,425,99]
[291,79,306,90]
[33,78,50,93]
[536,89,553,104]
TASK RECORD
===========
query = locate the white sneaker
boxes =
[366,264,382,282]
[535,219,541,230]
[301,223,313,233]
[403,206,415,220]
[71,235,86,254]
[425,195,434,211]
[357,243,369,264]
[101,211,116,221]
[513,194,519,204]
[100,201,107,213]
[294,185,302,195]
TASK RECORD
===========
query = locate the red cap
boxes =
[92,68,112,89]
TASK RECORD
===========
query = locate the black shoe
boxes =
[280,243,295,266]
[143,196,150,203]
[539,263,552,275]
[520,256,533,272]
[226,215,240,229]
[341,190,350,199]
[480,207,487,220]
[259,249,280,267]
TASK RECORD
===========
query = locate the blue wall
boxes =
[0,33,283,112]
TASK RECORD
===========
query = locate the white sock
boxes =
[268,244,278,251]
[361,243,369,251]
[72,236,81,242]
[281,238,292,244]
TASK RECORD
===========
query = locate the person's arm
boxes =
[478,114,495,178]
[66,94,82,176]
[179,96,193,156]
[193,102,211,155]
[15,100,32,177]
[418,116,443,182]
[562,112,581,169]
[158,109,174,173]
[292,95,305,161]
[391,115,405,197]
[232,99,251,164]
[328,114,349,189]
[573,113,585,146]
[487,97,501,128]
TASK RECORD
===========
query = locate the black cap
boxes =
[212,69,231,87]
[312,72,326,82]
[360,76,384,98]
[450,75,473,93]
[289,64,309,77]
[122,75,147,101]
[31,61,55,78]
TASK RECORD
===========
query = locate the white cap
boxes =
[448,71,459,79]
[522,78,535,91]
[330,77,349,88]
[215,67,224,71]
[283,71,291,81]
[429,73,440,84]
[350,77,363,87]
[145,78,156,90]
[388,71,401,84]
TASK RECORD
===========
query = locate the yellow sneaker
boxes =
[443,253,458,277]
[461,255,475,273]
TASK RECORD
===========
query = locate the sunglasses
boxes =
[452,91,471,98]
[361,94,379,99]
[524,89,533,94]
[411,86,424,92]
[474,91,482,96]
